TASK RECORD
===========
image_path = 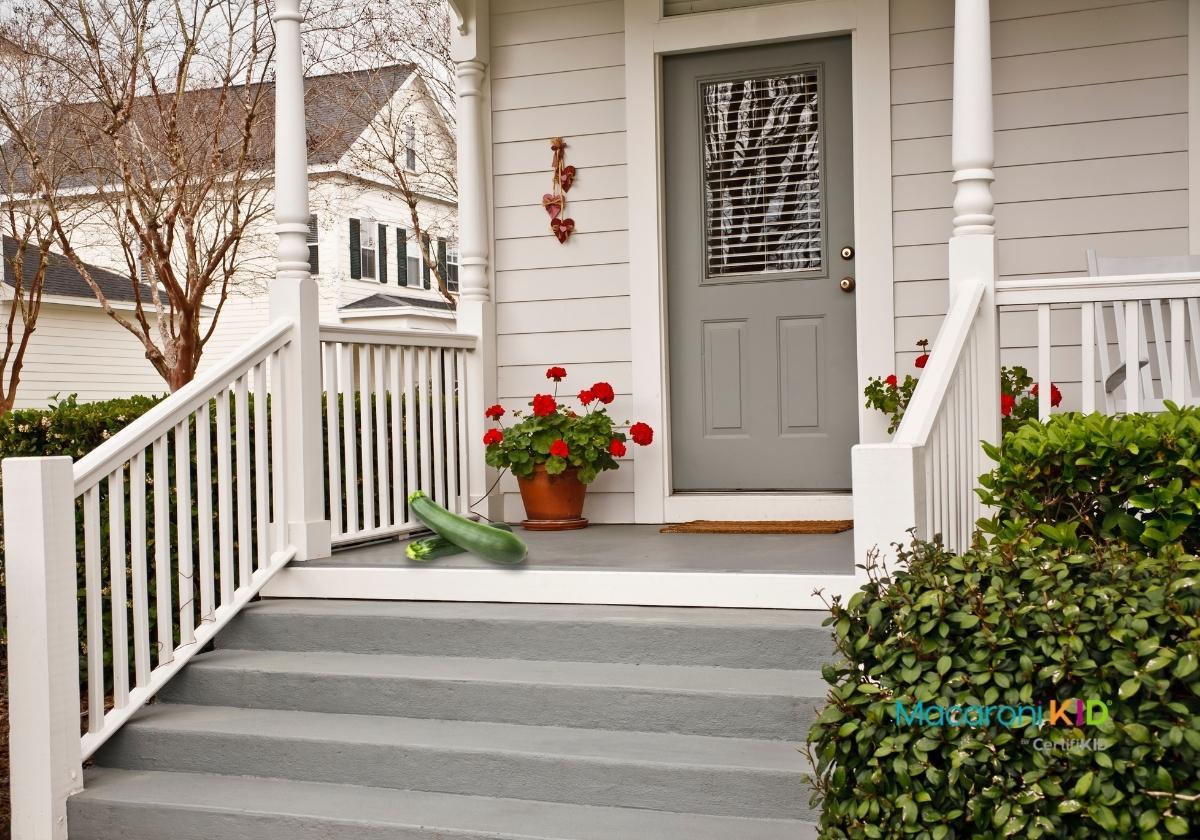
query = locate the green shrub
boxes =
[977,405,1200,554]
[807,539,1200,839]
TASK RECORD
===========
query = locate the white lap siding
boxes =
[491,0,633,522]
[890,0,1189,409]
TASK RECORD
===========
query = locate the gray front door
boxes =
[665,36,858,492]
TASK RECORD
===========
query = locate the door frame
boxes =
[625,0,895,523]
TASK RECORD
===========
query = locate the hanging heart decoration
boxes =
[546,137,577,243]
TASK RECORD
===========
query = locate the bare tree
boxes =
[0,0,278,391]
[0,9,72,414]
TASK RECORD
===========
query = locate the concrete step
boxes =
[216,599,835,669]
[158,648,826,740]
[69,768,818,840]
[94,704,815,820]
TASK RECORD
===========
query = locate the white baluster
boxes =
[107,469,129,708]
[340,344,359,534]
[374,346,390,528]
[323,342,342,537]
[390,346,405,522]
[83,486,104,731]
[358,345,375,532]
[419,348,433,494]
[403,347,419,519]
[1171,299,1187,404]
[235,374,253,587]
[194,404,215,623]
[432,349,447,505]
[1037,304,1051,420]
[174,419,194,646]
[270,350,289,553]
[1126,302,1142,412]
[1080,303,1096,413]
[129,451,151,685]
[152,437,173,666]
[254,361,270,569]
[216,390,234,605]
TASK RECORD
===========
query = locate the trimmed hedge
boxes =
[807,538,1200,839]
[977,405,1200,554]
[0,395,164,645]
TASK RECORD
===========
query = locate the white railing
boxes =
[319,326,477,546]
[5,319,298,835]
[853,275,998,561]
[996,272,1200,416]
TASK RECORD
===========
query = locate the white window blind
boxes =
[701,68,823,278]
[360,219,376,280]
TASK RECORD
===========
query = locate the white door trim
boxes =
[625,0,895,523]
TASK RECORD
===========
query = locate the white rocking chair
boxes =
[1085,250,1200,413]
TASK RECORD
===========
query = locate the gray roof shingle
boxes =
[2,235,155,303]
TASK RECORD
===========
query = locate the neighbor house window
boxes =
[307,213,319,275]
[446,242,459,293]
[360,219,377,280]
[405,122,417,172]
[406,235,421,288]
[701,68,823,278]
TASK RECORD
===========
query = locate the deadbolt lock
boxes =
[839,276,856,293]
[840,245,855,260]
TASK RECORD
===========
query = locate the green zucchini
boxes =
[408,491,528,565]
[406,523,513,563]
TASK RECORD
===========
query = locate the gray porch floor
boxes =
[312,524,853,575]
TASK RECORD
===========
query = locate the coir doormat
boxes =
[659,520,853,535]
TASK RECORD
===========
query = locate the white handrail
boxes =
[73,319,294,493]
[996,272,1200,305]
[895,278,987,446]
[318,323,476,349]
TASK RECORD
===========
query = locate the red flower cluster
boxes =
[590,381,615,404]
[608,438,626,457]
[1031,383,1063,408]
[483,428,504,446]
[546,366,567,382]
[549,439,570,458]
[885,374,899,389]
[484,404,505,419]
[578,389,595,405]
[1000,393,1016,417]
[629,422,654,446]
[915,353,929,369]
[532,394,558,416]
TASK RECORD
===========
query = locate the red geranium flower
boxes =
[608,438,626,457]
[484,404,505,419]
[483,428,503,446]
[578,389,595,405]
[885,374,898,389]
[1030,383,1063,408]
[532,394,557,416]
[1001,393,1016,417]
[629,422,653,446]
[546,366,567,382]
[549,439,569,458]
[590,381,615,404]
[915,354,929,369]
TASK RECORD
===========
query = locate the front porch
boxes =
[264,525,856,608]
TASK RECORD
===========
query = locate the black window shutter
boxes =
[378,223,388,284]
[348,218,361,280]
[437,238,448,289]
[307,213,319,275]
[421,234,431,289]
[396,228,408,286]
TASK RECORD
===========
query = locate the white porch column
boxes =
[452,2,499,518]
[950,0,1002,448]
[270,0,331,559]
[5,457,83,840]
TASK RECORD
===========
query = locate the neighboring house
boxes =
[10,2,1200,839]
[0,236,166,406]
[1,64,460,405]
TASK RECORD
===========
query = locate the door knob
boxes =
[840,245,855,260]
[839,276,856,293]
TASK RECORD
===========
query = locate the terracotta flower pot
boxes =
[516,465,588,530]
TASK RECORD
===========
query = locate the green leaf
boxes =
[937,655,952,675]
[1164,815,1190,836]
[1118,677,1140,700]
[1073,771,1094,798]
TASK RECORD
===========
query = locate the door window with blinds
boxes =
[699,66,824,282]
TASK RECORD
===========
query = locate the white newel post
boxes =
[453,3,499,519]
[270,0,331,559]
[951,0,1002,450]
[5,457,83,839]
